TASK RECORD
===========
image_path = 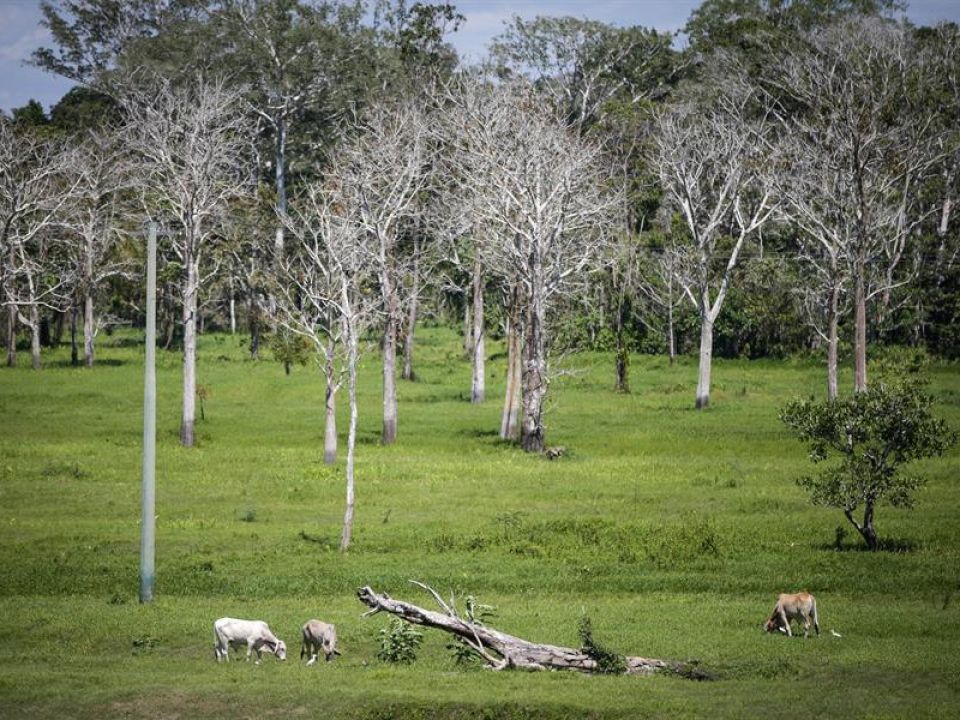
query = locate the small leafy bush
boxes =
[377,618,423,664]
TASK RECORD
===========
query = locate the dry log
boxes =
[356,583,710,679]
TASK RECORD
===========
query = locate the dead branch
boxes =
[356,583,711,679]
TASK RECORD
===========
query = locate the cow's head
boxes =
[274,640,287,661]
[764,617,783,634]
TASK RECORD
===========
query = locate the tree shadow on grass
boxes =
[298,530,339,551]
[46,358,127,368]
[819,536,922,553]
[460,428,500,439]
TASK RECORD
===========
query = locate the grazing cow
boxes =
[301,619,340,665]
[764,592,820,638]
[213,617,287,663]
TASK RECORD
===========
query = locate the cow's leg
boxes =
[214,629,228,662]
[778,608,792,637]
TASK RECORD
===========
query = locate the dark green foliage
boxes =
[685,0,905,55]
[377,617,423,664]
[577,615,626,674]
[32,0,212,83]
[269,330,313,370]
[11,100,50,127]
[781,374,957,549]
[49,86,120,132]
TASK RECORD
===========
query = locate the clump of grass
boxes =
[647,513,724,569]
[238,507,256,523]
[577,615,625,674]
[131,635,159,655]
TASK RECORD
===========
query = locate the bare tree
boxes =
[218,193,273,360]
[444,79,620,451]
[276,185,343,466]
[60,129,131,368]
[220,0,361,289]
[279,175,379,551]
[776,134,853,399]
[336,102,429,445]
[922,23,960,283]
[770,17,940,392]
[430,136,489,406]
[121,73,252,447]
[635,245,686,365]
[0,124,76,369]
[651,71,777,409]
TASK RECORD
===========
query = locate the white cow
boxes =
[213,617,287,663]
[300,619,340,665]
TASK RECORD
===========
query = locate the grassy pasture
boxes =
[0,326,958,719]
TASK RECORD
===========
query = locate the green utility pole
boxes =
[140,221,157,603]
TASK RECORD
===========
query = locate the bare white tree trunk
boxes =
[500,306,522,440]
[695,315,713,410]
[471,258,485,403]
[5,303,15,367]
[402,241,419,382]
[228,277,236,335]
[826,284,840,400]
[340,320,359,553]
[83,290,95,368]
[324,337,337,465]
[463,295,472,359]
[853,269,867,393]
[29,304,41,370]
[521,286,547,452]
[180,259,199,447]
[667,298,676,364]
[382,277,399,445]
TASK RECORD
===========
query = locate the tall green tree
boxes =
[32,1,213,84]
[491,15,675,135]
[685,0,904,54]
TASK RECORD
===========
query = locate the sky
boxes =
[2,0,960,114]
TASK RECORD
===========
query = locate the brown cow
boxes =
[301,619,340,665]
[764,592,820,638]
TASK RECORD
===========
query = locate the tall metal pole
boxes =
[140,221,157,603]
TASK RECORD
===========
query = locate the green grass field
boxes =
[1,327,958,719]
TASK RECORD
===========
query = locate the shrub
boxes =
[377,618,423,664]
[781,375,956,551]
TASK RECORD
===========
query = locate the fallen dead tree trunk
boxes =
[357,583,711,679]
